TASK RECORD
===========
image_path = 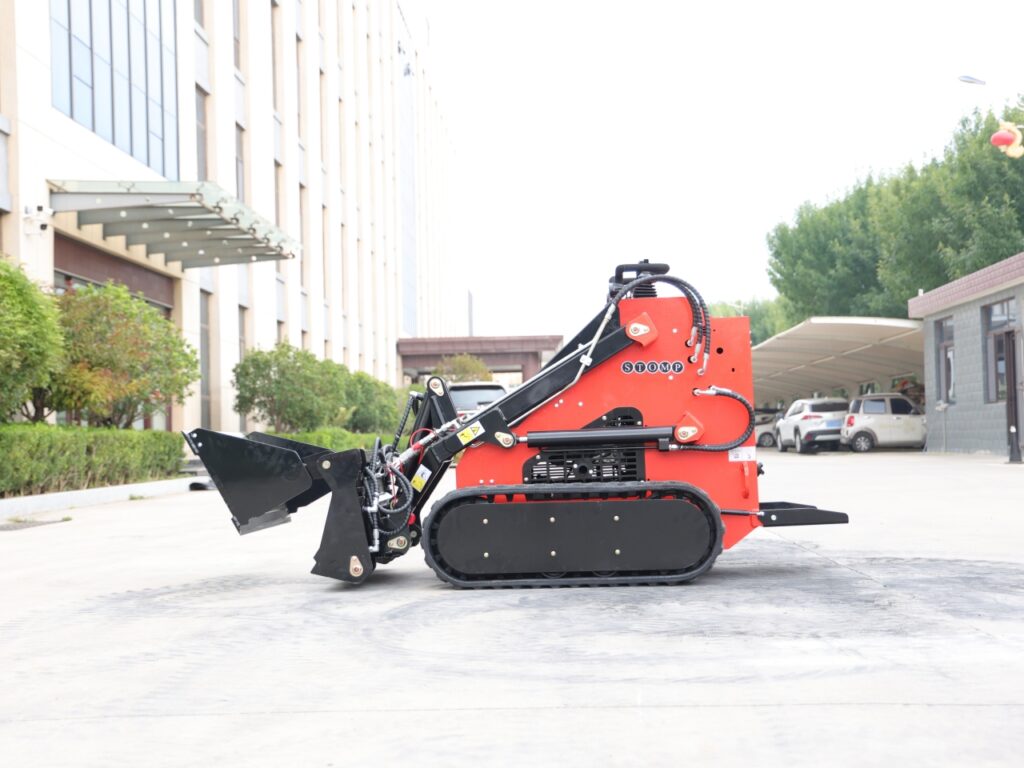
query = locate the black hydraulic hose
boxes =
[391,392,421,451]
[605,274,711,370]
[672,386,756,452]
[376,469,414,533]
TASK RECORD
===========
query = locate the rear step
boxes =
[756,501,848,527]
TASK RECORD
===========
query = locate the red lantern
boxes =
[991,130,1016,147]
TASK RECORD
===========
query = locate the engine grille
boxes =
[523,407,645,484]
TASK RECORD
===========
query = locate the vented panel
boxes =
[524,407,645,484]
[524,445,644,484]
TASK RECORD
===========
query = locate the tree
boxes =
[342,371,399,433]
[433,353,492,383]
[56,282,199,428]
[766,103,1024,323]
[767,180,892,323]
[233,343,348,433]
[708,298,788,346]
[0,260,64,421]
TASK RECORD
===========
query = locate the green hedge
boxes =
[0,424,184,498]
[275,427,381,453]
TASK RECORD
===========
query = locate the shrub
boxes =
[234,343,348,432]
[274,427,380,453]
[52,282,199,428]
[342,371,400,433]
[0,424,183,498]
[0,260,64,422]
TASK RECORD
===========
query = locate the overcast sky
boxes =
[416,0,1024,339]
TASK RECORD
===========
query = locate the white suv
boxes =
[775,398,849,453]
[840,393,925,452]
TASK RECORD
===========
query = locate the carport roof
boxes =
[751,316,923,405]
[48,180,300,269]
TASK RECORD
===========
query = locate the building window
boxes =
[238,304,248,429]
[232,0,242,69]
[194,0,204,27]
[235,123,246,201]
[51,0,178,179]
[296,36,304,138]
[984,299,1019,403]
[195,86,209,180]
[200,290,212,429]
[277,320,286,343]
[298,183,307,287]
[936,317,955,405]
[238,305,248,361]
[271,1,282,112]
[857,381,877,396]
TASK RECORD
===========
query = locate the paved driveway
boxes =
[1,451,1022,767]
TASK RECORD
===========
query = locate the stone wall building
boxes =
[908,252,1024,454]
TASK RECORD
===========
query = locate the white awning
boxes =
[48,180,300,269]
[752,316,923,405]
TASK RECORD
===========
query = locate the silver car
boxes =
[840,393,926,452]
[775,398,849,453]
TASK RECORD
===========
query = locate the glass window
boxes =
[863,399,887,415]
[810,401,847,413]
[849,399,862,414]
[449,387,506,412]
[936,317,955,404]
[50,0,177,176]
[233,0,242,69]
[51,14,72,115]
[195,87,208,180]
[890,398,915,415]
[235,124,246,202]
[858,381,877,395]
[984,299,1019,402]
[194,0,204,26]
[271,2,282,111]
[200,290,212,429]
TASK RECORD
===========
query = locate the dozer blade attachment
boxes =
[183,428,328,534]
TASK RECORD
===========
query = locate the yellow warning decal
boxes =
[457,422,486,445]
[411,465,432,491]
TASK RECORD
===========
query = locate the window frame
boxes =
[983,299,1018,403]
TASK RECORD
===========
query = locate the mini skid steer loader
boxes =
[185,262,847,588]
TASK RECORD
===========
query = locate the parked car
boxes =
[754,409,781,447]
[775,398,849,453]
[840,393,926,452]
[447,381,508,417]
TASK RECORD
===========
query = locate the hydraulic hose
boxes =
[673,386,755,452]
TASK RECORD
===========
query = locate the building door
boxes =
[1006,330,1022,462]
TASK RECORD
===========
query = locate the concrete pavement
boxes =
[1,450,1022,767]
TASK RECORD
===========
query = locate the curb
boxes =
[0,476,211,518]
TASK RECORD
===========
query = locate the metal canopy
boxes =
[48,180,300,269]
[751,317,923,406]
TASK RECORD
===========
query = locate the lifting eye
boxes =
[716,347,724,355]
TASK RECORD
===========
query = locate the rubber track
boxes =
[422,481,724,588]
